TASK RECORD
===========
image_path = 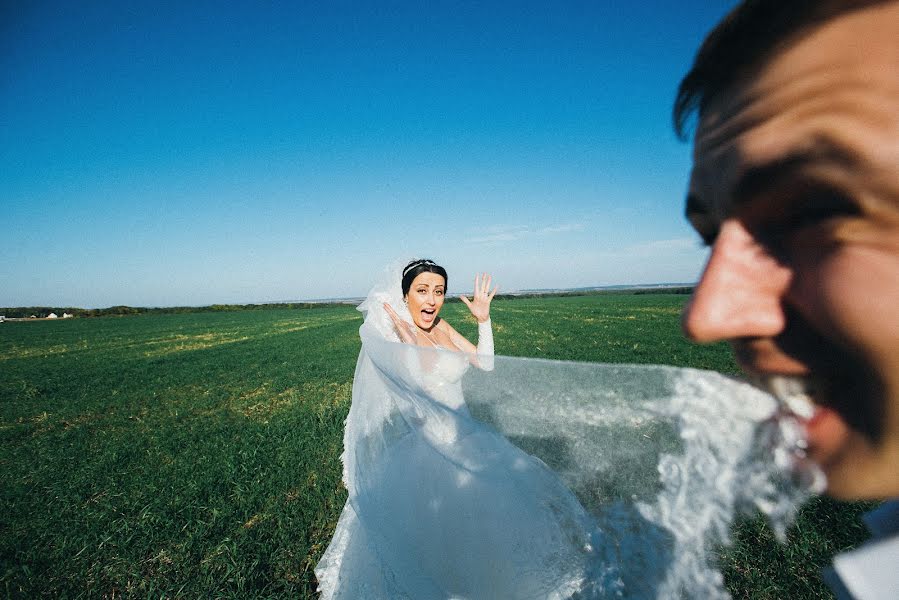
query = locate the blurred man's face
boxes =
[683,3,899,499]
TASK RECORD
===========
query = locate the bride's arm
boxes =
[440,320,477,354]
[474,319,494,372]
[457,273,497,371]
[440,320,494,371]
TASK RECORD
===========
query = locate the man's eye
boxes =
[698,231,717,247]
[753,187,859,259]
[785,188,859,231]
[687,211,718,248]
[690,224,717,247]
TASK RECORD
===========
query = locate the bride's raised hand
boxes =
[460,273,497,324]
[383,302,416,344]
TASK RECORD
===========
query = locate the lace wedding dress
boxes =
[314,262,820,599]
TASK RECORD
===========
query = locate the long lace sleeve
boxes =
[477,319,494,371]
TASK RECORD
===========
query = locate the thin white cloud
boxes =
[480,225,531,234]
[465,222,587,245]
[536,223,586,235]
[622,237,700,256]
[466,232,527,244]
[465,224,530,244]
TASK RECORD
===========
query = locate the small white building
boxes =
[47,313,58,319]
[63,312,73,318]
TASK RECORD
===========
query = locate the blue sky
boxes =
[1,1,736,308]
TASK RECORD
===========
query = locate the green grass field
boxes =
[1,295,871,598]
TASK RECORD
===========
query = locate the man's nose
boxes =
[682,220,791,343]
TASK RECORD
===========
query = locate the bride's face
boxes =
[405,272,446,330]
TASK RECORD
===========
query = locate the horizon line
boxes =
[1,282,697,312]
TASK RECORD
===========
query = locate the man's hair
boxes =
[673,0,888,140]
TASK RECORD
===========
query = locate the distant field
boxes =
[1,295,869,598]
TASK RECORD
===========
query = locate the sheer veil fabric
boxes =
[315,262,812,599]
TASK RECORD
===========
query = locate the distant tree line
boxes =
[1,288,693,319]
[488,286,694,301]
[0,302,340,319]
[632,287,693,295]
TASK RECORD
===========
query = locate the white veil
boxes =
[316,262,819,599]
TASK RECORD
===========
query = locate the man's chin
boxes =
[811,419,899,500]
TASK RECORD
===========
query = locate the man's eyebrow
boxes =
[732,139,856,206]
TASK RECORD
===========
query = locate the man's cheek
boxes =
[814,249,899,350]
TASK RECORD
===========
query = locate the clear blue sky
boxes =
[1,1,737,308]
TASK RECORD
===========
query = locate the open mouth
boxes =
[766,375,817,420]
[420,308,436,324]
[741,371,831,422]
[755,374,829,493]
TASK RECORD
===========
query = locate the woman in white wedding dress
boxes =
[384,259,496,364]
[315,259,607,599]
[313,259,828,599]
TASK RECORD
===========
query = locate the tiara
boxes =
[402,259,436,277]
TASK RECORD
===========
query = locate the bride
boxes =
[314,259,821,599]
[315,259,608,599]
[383,259,496,368]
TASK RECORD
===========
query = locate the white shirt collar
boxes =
[830,500,899,600]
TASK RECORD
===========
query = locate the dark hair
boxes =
[673,0,886,140]
[401,259,448,297]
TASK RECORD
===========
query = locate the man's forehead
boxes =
[688,3,899,211]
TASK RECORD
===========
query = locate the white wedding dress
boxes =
[315,262,822,599]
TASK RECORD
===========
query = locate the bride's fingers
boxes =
[470,273,495,301]
[488,286,497,301]
[460,295,471,307]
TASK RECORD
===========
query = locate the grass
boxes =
[0,295,871,598]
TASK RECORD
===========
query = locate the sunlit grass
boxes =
[1,297,869,597]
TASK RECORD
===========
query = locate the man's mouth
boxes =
[766,375,818,420]
[756,374,830,493]
[754,370,856,433]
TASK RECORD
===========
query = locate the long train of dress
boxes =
[315,264,818,599]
